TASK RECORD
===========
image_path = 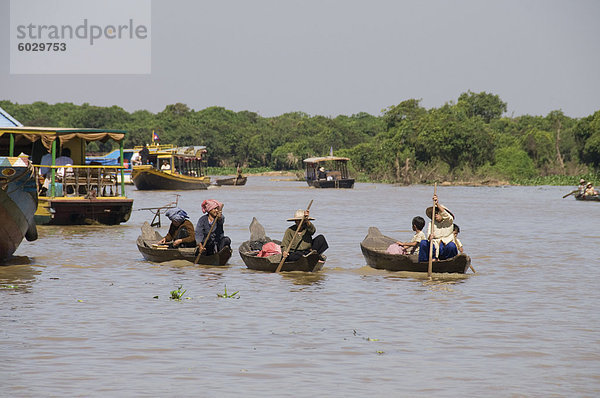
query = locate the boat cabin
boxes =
[134,144,207,177]
[303,156,355,188]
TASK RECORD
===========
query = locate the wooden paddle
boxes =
[194,204,223,264]
[562,190,578,198]
[428,184,437,278]
[275,200,314,273]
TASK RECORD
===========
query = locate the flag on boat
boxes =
[152,130,160,142]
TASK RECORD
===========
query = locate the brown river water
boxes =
[2,176,599,397]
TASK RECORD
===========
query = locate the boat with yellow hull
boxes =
[131,145,210,190]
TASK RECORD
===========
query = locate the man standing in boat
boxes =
[418,195,458,262]
[281,209,328,262]
[195,200,231,256]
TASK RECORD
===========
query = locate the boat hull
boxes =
[215,176,247,186]
[360,227,470,274]
[35,197,133,225]
[136,222,231,265]
[306,178,355,189]
[132,168,210,190]
[575,194,600,201]
[0,157,38,262]
[238,240,324,272]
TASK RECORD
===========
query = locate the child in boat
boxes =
[392,216,426,255]
[453,224,463,254]
[158,208,196,248]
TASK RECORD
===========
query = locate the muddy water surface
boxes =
[2,177,599,396]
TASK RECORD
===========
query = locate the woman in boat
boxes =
[418,195,458,262]
[281,209,328,262]
[158,208,196,248]
[195,199,231,256]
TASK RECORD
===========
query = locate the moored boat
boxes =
[0,126,133,226]
[238,217,325,272]
[360,227,471,274]
[131,144,210,190]
[0,156,38,262]
[303,156,354,188]
[136,222,231,265]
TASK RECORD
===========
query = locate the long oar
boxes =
[275,200,313,273]
[562,190,578,198]
[428,184,436,278]
[194,204,223,264]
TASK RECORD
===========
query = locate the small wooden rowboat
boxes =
[215,176,247,186]
[238,217,325,272]
[360,227,471,274]
[575,194,600,202]
[136,222,231,265]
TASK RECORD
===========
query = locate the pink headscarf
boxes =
[201,199,222,214]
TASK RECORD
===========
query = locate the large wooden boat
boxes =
[131,144,210,190]
[238,217,325,272]
[136,222,231,265]
[0,156,38,262]
[0,126,133,226]
[303,156,354,188]
[575,194,600,202]
[360,227,471,274]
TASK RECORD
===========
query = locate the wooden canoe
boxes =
[575,194,600,202]
[136,222,231,266]
[215,176,247,186]
[360,227,471,274]
[238,217,325,272]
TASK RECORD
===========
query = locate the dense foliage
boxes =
[2,91,599,185]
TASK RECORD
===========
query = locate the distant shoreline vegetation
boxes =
[1,91,599,186]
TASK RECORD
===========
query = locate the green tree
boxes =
[457,91,507,123]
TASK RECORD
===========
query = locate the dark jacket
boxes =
[164,219,196,247]
[195,214,225,246]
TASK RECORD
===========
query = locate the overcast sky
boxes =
[2,0,599,118]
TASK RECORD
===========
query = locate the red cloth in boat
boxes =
[386,243,407,255]
[257,242,282,257]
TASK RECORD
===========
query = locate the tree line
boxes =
[2,91,599,184]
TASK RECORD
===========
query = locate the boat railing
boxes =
[34,165,125,198]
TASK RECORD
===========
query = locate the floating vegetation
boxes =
[217,285,239,299]
[0,284,18,289]
[170,285,187,301]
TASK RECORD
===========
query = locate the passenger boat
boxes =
[303,156,354,188]
[360,227,471,274]
[238,218,325,272]
[136,222,231,265]
[215,176,247,186]
[0,126,133,225]
[131,144,210,190]
[0,155,38,262]
[575,194,600,202]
